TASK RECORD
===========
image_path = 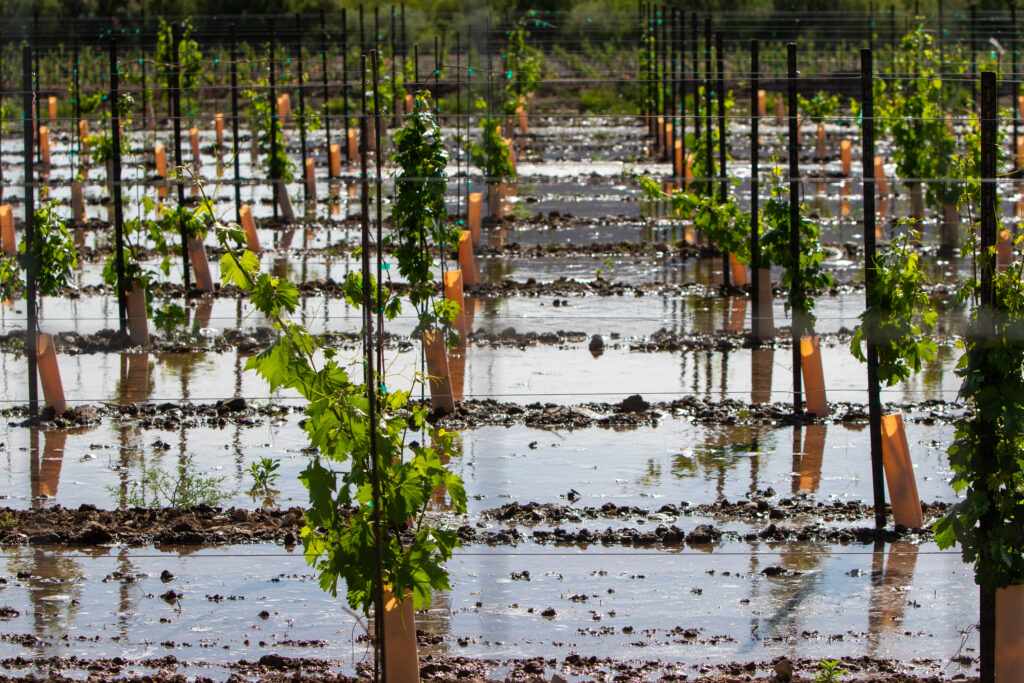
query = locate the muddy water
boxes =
[0,339,964,410]
[0,282,968,348]
[0,541,977,679]
[0,412,958,513]
[7,120,1022,244]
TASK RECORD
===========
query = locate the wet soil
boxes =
[0,654,971,681]
[0,395,967,431]
[0,490,946,549]
[470,496,947,546]
[0,504,309,547]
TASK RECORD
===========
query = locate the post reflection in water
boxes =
[119,353,152,404]
[7,547,87,651]
[449,297,477,403]
[751,347,773,404]
[31,429,66,504]
[798,424,827,493]
[728,296,747,333]
[194,297,214,330]
[750,541,825,647]
[867,541,920,650]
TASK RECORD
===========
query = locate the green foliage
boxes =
[636,174,750,262]
[685,86,734,197]
[798,91,840,123]
[243,76,295,181]
[111,454,232,509]
[503,19,543,115]
[156,18,203,119]
[153,303,188,336]
[935,189,1024,593]
[247,456,281,490]
[468,107,516,183]
[814,660,845,683]
[215,215,467,615]
[759,167,833,336]
[390,94,461,336]
[851,223,938,385]
[673,192,751,263]
[84,129,131,166]
[1,201,78,302]
[878,27,957,208]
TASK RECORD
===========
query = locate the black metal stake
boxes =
[861,48,887,532]
[751,39,760,339]
[110,38,126,335]
[716,31,729,287]
[321,9,331,151]
[787,43,803,414]
[296,14,309,205]
[23,45,38,417]
[680,10,686,184]
[978,69,997,683]
[268,24,279,220]
[231,23,242,224]
[343,7,350,160]
[171,22,190,290]
[703,17,712,198]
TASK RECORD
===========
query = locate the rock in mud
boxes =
[72,522,114,545]
[685,524,722,544]
[619,394,650,412]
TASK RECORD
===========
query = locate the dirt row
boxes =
[0,321,960,360]
[1,394,967,431]
[0,652,967,682]
[0,491,947,548]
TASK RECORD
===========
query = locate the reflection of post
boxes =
[751,347,773,404]
[449,341,467,403]
[868,541,919,640]
[34,429,66,500]
[195,298,214,329]
[798,423,826,493]
[790,426,802,495]
[119,352,151,403]
[728,296,747,333]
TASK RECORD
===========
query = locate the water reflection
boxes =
[118,353,152,403]
[867,541,920,646]
[7,546,86,651]
[751,347,773,404]
[797,424,827,493]
[31,430,66,503]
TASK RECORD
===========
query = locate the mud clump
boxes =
[0,504,312,547]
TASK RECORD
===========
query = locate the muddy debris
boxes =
[0,504,311,547]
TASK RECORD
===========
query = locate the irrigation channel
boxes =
[1,5,1024,682]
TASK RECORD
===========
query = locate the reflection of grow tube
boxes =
[458,231,478,287]
[34,429,67,499]
[126,285,149,346]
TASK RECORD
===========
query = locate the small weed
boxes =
[511,202,533,221]
[814,659,844,683]
[0,512,16,531]
[109,454,232,509]
[247,457,280,490]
